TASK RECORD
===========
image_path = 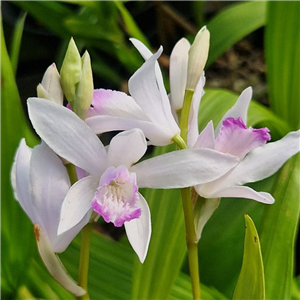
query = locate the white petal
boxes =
[54,216,91,253]
[130,38,153,60]
[86,115,174,146]
[187,73,206,147]
[169,38,190,111]
[29,142,87,252]
[40,63,63,105]
[215,87,252,135]
[27,98,107,176]
[130,38,174,126]
[204,186,275,204]
[128,46,164,124]
[34,225,86,297]
[128,48,179,134]
[108,129,147,167]
[216,130,300,188]
[30,142,69,245]
[194,197,220,241]
[193,120,215,149]
[132,148,239,188]
[14,139,39,223]
[58,176,97,235]
[124,193,151,263]
[87,89,149,120]
[11,139,24,201]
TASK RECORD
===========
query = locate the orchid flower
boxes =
[193,87,300,240]
[27,97,240,262]
[84,48,180,146]
[128,36,206,146]
[11,140,87,297]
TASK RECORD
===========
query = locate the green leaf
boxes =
[260,154,300,300]
[233,214,265,300]
[114,1,150,48]
[9,11,26,75]
[265,2,300,129]
[196,195,267,298]
[60,229,228,300]
[14,1,74,39]
[23,258,74,300]
[207,1,266,66]
[1,14,38,297]
[291,276,300,300]
[171,273,229,300]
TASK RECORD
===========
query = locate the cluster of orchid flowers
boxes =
[11,26,300,297]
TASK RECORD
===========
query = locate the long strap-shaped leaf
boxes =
[260,154,300,300]
[265,2,300,129]
[233,214,265,300]
[1,14,38,297]
[207,1,266,66]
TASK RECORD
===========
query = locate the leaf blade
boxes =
[207,1,266,66]
[260,154,300,300]
[233,214,265,300]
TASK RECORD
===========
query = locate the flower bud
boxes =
[169,38,190,111]
[73,51,94,119]
[60,38,82,105]
[186,26,210,91]
[37,63,63,105]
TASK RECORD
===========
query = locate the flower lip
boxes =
[215,117,271,159]
[91,165,141,227]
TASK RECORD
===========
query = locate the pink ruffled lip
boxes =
[91,165,141,227]
[215,117,271,159]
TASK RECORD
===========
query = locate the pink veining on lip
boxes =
[91,165,141,227]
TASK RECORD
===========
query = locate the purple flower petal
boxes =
[215,117,271,159]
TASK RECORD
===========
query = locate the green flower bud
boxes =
[73,51,94,120]
[60,38,82,105]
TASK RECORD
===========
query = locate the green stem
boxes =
[176,88,201,300]
[77,223,93,300]
[65,163,92,300]
[66,163,78,185]
[179,89,194,143]
[181,187,201,300]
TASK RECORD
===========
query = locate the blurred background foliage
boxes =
[1,1,299,300]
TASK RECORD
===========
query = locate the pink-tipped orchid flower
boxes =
[192,87,300,240]
[27,98,240,262]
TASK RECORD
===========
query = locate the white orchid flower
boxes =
[128,37,206,146]
[193,87,300,240]
[85,47,180,146]
[11,140,86,297]
[27,98,240,262]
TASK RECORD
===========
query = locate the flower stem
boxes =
[66,163,78,185]
[178,88,201,300]
[181,187,201,300]
[77,223,93,300]
[179,89,194,143]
